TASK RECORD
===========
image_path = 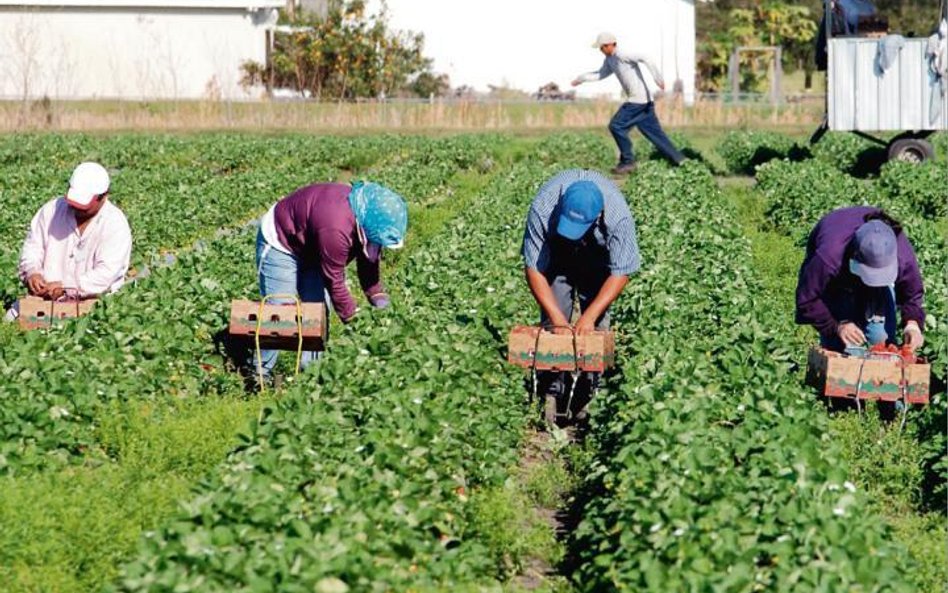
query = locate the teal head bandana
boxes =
[348,181,408,250]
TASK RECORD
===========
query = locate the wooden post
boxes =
[265,29,274,97]
[773,46,783,105]
[728,50,739,102]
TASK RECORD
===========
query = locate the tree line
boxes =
[245,0,947,99]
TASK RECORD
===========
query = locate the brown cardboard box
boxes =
[805,346,930,404]
[507,325,615,372]
[18,296,97,330]
[229,299,327,351]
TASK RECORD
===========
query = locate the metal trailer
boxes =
[811,1,948,162]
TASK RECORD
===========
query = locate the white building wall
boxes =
[377,0,697,104]
[0,4,279,100]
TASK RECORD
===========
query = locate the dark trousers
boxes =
[820,286,898,352]
[608,102,684,166]
[537,270,610,413]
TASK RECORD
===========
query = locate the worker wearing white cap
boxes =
[16,162,132,304]
[572,32,685,175]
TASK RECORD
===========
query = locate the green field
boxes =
[0,130,943,592]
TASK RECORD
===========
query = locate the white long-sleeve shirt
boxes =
[18,197,132,298]
[575,49,664,104]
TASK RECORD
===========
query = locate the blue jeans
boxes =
[820,286,897,352]
[608,102,684,166]
[250,229,329,376]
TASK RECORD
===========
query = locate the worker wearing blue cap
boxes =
[796,206,925,352]
[522,169,641,420]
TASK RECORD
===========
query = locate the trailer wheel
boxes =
[887,138,935,164]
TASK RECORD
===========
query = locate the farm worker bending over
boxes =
[251,181,408,376]
[522,169,641,419]
[571,32,686,175]
[796,206,925,353]
[15,162,131,307]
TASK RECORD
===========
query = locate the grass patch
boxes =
[721,179,810,349]
[0,394,265,593]
[469,482,564,579]
[466,429,577,592]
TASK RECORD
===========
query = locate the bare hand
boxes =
[543,307,572,334]
[46,282,65,301]
[657,82,666,91]
[574,314,598,336]
[27,273,47,296]
[903,325,924,350]
[570,79,581,87]
[837,322,866,347]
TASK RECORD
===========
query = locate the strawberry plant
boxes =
[716,130,802,175]
[113,156,563,592]
[568,161,917,592]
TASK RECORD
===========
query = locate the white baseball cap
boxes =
[66,162,110,209]
[592,32,617,48]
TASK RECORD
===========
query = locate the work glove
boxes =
[864,320,888,346]
[369,292,390,309]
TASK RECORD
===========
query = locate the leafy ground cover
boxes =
[0,130,942,593]
[565,161,921,592]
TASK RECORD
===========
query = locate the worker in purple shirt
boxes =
[796,206,925,353]
[250,181,408,378]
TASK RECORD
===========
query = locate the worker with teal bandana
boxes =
[249,180,408,380]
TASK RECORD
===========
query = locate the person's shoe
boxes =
[610,162,637,175]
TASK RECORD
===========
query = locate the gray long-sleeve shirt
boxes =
[575,49,663,104]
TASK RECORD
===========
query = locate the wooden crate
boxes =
[229,299,327,351]
[507,325,615,372]
[805,346,930,404]
[18,296,97,330]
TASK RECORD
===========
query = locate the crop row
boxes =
[0,134,515,472]
[757,158,947,235]
[568,162,912,591]
[109,156,564,592]
[716,130,948,176]
[754,157,947,513]
[0,134,508,302]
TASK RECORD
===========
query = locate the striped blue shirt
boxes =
[575,49,664,104]
[522,169,641,276]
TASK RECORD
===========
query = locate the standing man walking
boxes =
[522,169,641,424]
[572,32,686,174]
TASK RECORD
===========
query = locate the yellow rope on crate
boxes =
[254,293,305,392]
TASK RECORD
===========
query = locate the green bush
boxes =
[716,130,802,175]
[811,133,884,177]
[878,161,948,220]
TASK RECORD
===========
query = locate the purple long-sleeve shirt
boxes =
[795,206,925,338]
[274,183,383,322]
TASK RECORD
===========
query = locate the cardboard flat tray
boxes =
[228,299,328,351]
[18,296,97,330]
[507,325,615,372]
[805,346,930,404]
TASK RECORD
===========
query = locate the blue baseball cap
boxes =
[849,220,898,287]
[556,181,604,240]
